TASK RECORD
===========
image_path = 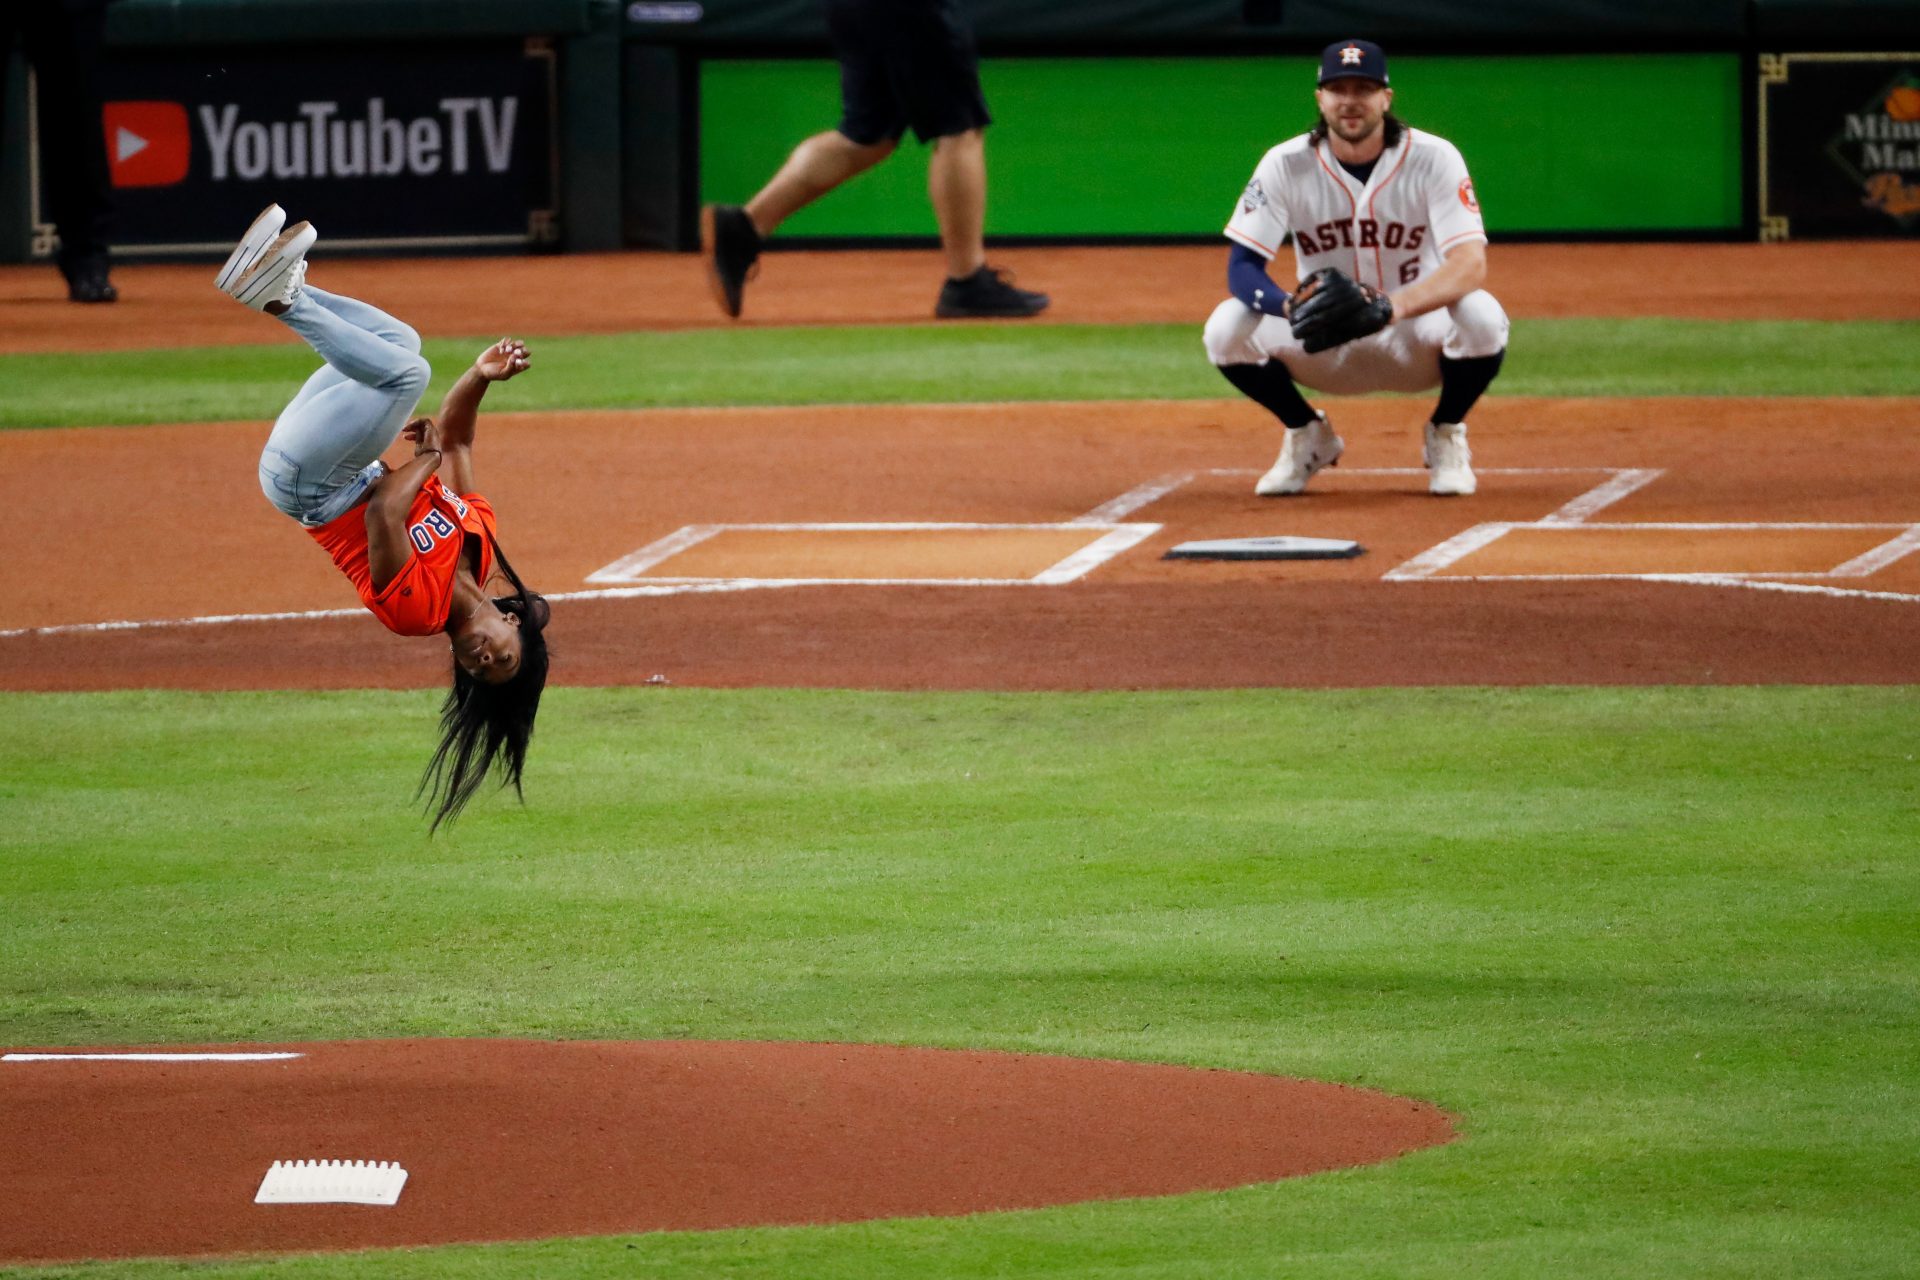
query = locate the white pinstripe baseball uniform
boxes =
[1207,127,1508,394]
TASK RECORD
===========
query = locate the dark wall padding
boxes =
[1752,0,1920,43]
[624,0,1751,47]
[108,0,598,46]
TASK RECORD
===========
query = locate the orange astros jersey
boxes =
[309,476,498,637]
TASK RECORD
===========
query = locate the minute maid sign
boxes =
[1833,73,1920,224]
[1761,52,1920,239]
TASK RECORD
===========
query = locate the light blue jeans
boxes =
[257,286,432,527]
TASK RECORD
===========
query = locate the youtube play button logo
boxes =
[103,101,190,188]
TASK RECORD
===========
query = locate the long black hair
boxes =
[1308,111,1406,149]
[419,533,551,832]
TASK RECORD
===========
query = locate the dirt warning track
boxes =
[3,240,1919,353]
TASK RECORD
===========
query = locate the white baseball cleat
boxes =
[229,221,316,312]
[1424,421,1476,495]
[214,204,287,293]
[1255,412,1344,496]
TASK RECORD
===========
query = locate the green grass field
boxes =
[4,318,1919,429]
[4,688,1919,1278]
[4,300,1919,1277]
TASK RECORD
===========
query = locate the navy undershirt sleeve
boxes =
[1227,243,1290,317]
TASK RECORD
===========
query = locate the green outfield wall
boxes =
[699,54,1744,237]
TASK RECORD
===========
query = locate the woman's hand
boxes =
[431,338,526,482]
[474,338,531,383]
[402,416,443,458]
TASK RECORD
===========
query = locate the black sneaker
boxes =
[935,265,1049,319]
[62,254,118,304]
[701,204,760,318]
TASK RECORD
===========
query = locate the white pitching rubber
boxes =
[255,1158,408,1206]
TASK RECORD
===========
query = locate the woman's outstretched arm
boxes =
[433,338,531,495]
[365,429,444,593]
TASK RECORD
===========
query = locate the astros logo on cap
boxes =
[1341,45,1364,66]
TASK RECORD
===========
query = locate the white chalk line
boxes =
[1672,576,1920,604]
[1420,574,1920,605]
[1829,524,1920,578]
[1035,524,1162,584]
[1071,466,1623,525]
[0,468,1660,636]
[1075,472,1199,525]
[1392,522,1920,589]
[1478,521,1913,531]
[586,520,1161,588]
[0,580,791,641]
[1384,465,1920,600]
[580,467,1653,594]
[1386,469,1660,581]
[584,524,721,583]
[9,467,1914,636]
[0,605,366,639]
[4,1052,303,1062]
[1538,469,1665,524]
[1384,524,1518,582]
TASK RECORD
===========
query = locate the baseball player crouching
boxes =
[1203,39,1509,496]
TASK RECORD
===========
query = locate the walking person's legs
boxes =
[704,0,1044,319]
[746,132,898,237]
[927,128,986,281]
[926,124,1046,318]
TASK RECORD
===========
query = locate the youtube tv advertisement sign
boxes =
[59,42,556,255]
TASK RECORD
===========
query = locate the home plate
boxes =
[1163,536,1363,561]
[255,1159,408,1206]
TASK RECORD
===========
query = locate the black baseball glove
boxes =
[1286,268,1395,354]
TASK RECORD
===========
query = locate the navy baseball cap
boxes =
[1319,39,1389,86]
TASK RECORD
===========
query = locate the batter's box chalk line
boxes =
[583,521,1161,588]
[1385,521,1920,604]
[255,1159,408,1206]
[577,470,1638,590]
[8,469,1915,639]
[3,1051,304,1062]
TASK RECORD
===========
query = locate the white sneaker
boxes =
[230,221,316,311]
[214,204,286,293]
[1255,412,1344,496]
[1424,421,1476,496]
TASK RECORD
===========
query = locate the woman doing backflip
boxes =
[218,205,550,830]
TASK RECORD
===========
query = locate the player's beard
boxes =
[1326,110,1382,145]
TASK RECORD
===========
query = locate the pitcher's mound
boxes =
[0,1038,1454,1262]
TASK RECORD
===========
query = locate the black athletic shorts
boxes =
[827,0,992,146]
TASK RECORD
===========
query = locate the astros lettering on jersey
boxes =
[1225,128,1486,292]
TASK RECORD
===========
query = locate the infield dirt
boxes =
[3,394,1916,691]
